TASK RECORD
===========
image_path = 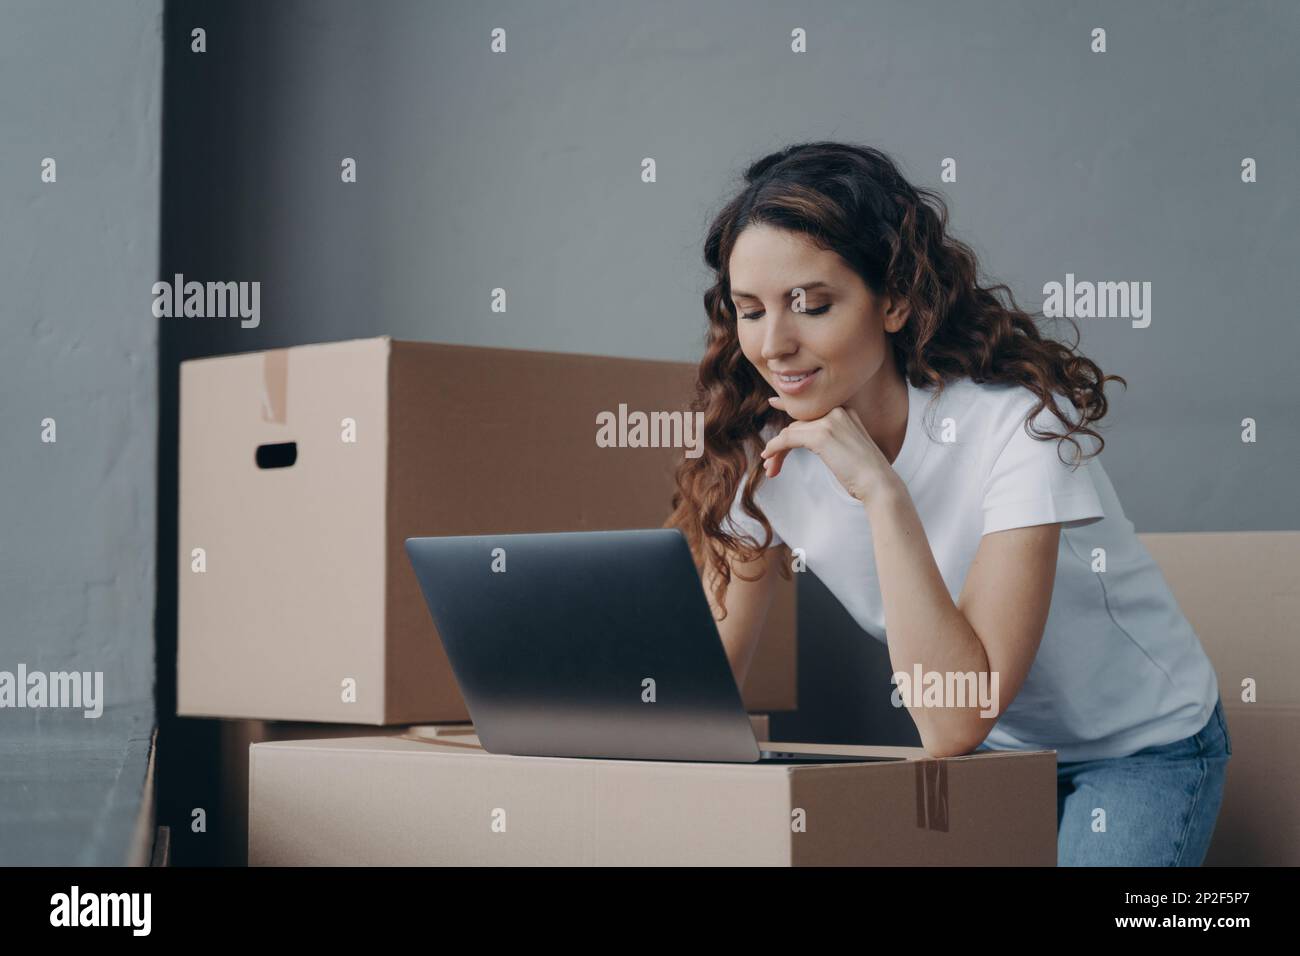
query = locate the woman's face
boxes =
[729,224,906,421]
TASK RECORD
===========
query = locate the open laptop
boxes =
[404,528,900,764]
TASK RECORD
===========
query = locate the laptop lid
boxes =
[404,528,764,762]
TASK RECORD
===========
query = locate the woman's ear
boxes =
[883,296,911,332]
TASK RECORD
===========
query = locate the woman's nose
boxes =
[760,311,798,360]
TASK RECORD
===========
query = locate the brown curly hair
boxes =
[664,141,1127,618]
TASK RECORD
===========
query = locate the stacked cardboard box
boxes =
[178,338,796,723]
[177,338,794,863]
[213,715,770,865]
[211,719,471,865]
[249,735,1057,866]
[1140,531,1300,866]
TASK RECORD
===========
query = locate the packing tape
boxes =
[260,349,289,424]
[914,759,949,832]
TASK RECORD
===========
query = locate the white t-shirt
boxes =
[724,375,1219,762]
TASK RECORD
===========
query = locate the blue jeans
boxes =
[976,696,1232,866]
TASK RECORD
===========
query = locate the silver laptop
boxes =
[404,528,899,764]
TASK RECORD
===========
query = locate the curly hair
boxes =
[664,141,1127,618]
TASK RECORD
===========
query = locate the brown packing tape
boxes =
[914,760,949,832]
[260,348,289,424]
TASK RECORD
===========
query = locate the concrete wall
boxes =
[0,0,161,864]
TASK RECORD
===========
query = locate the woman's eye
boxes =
[738,304,831,320]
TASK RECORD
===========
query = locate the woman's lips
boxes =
[771,367,821,395]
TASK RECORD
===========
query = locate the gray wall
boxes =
[171,0,1299,746]
[195,0,1299,528]
[0,0,161,863]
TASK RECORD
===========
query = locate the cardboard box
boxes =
[215,714,768,865]
[1139,531,1300,865]
[249,734,1056,866]
[211,718,475,865]
[178,338,796,724]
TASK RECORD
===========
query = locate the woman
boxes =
[666,141,1231,867]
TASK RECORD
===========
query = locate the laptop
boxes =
[404,528,900,764]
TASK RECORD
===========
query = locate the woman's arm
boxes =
[703,544,787,689]
[758,402,1062,758]
[868,480,1061,757]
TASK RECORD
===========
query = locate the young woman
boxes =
[666,141,1231,867]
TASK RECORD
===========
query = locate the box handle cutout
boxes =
[255,442,298,469]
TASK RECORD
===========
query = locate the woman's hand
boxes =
[762,397,899,505]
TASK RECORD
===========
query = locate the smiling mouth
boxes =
[773,369,819,383]
[769,367,822,396]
